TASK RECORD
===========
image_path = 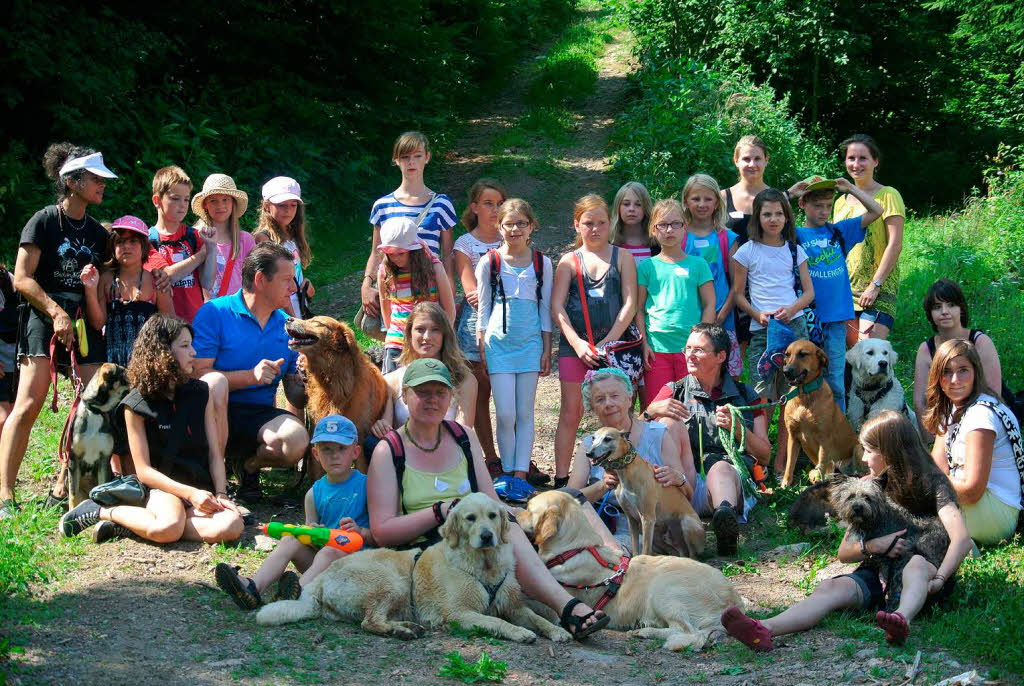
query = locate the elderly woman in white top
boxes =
[924,338,1022,544]
[568,367,692,555]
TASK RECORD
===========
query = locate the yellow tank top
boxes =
[401,458,471,515]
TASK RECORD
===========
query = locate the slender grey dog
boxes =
[829,475,949,610]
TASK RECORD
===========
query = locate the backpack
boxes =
[149,225,199,259]
[487,248,545,334]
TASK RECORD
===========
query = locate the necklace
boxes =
[59,204,87,231]
[403,423,443,452]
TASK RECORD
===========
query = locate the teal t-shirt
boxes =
[637,254,713,352]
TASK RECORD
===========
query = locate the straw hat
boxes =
[191,173,249,220]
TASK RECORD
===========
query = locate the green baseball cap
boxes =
[402,358,453,388]
[800,175,837,192]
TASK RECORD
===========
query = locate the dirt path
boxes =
[6,17,1010,686]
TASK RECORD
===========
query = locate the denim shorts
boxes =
[836,566,884,610]
[455,300,481,362]
[856,309,895,330]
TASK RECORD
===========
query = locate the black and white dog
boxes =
[68,363,130,507]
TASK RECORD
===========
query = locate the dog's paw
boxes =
[387,622,425,640]
[808,468,823,484]
[547,627,573,643]
[507,627,537,644]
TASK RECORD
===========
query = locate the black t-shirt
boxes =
[20,205,108,294]
[878,470,958,517]
[118,379,213,490]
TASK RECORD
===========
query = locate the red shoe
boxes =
[875,610,909,645]
[485,459,503,479]
[721,605,774,652]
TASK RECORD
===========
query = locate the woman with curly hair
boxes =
[59,314,243,544]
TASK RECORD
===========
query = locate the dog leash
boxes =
[545,547,631,611]
[50,333,84,465]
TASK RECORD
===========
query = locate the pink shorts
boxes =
[557,355,593,384]
[644,352,689,396]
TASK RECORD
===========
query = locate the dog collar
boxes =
[783,375,825,400]
[602,444,638,471]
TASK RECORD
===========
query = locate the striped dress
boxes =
[378,252,441,350]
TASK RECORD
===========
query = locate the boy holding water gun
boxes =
[215,415,373,609]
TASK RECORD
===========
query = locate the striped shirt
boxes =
[378,252,442,350]
[369,193,457,257]
[620,242,653,264]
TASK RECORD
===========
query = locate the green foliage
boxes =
[438,651,508,683]
[448,622,504,645]
[0,503,88,598]
[615,0,1024,208]
[526,19,608,107]
[609,59,835,199]
[0,0,578,263]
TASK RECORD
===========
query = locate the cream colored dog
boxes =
[585,427,704,557]
[258,493,570,644]
[518,490,742,651]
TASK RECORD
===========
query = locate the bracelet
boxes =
[679,472,688,486]
[933,574,946,582]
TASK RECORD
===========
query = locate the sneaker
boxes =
[0,498,20,520]
[712,501,739,557]
[92,520,131,544]
[276,571,302,601]
[501,476,536,504]
[215,563,263,610]
[60,499,101,537]
[526,461,550,486]
[553,475,569,489]
[236,469,262,503]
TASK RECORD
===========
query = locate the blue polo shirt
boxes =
[192,291,299,406]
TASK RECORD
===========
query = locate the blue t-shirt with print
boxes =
[685,229,738,331]
[369,193,457,258]
[795,217,865,323]
[313,470,370,530]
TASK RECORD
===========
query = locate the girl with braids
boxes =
[0,143,116,519]
[58,314,243,544]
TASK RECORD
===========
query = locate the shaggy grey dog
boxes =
[829,475,949,609]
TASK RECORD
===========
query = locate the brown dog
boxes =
[285,316,388,471]
[585,427,704,557]
[781,340,860,488]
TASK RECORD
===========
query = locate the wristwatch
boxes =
[860,538,873,558]
[642,410,652,421]
[872,280,883,288]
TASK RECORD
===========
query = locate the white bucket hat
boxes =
[191,173,249,220]
[262,176,302,204]
[378,217,423,252]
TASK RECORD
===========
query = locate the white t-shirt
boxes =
[947,394,1023,510]
[454,232,503,271]
[733,240,807,331]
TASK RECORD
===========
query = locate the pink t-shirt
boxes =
[212,231,256,297]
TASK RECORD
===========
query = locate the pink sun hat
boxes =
[110,215,149,238]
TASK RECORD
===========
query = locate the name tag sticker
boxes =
[587,288,602,298]
[674,267,690,277]
[457,479,471,494]
[729,210,745,219]
[434,477,450,492]
[693,239,710,248]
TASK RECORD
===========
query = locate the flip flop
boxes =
[215,563,263,610]
[560,598,609,641]
[721,605,774,652]
[875,610,909,645]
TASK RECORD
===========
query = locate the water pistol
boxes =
[261,521,364,553]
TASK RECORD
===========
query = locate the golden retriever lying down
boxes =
[518,491,742,651]
[257,493,571,644]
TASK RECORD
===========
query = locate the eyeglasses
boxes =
[684,346,713,356]
[500,220,530,230]
[654,221,684,231]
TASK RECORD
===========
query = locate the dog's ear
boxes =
[845,346,857,366]
[534,505,559,547]
[498,504,510,544]
[890,347,898,365]
[816,346,829,370]
[440,504,462,549]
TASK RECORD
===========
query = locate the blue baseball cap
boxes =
[311,414,358,445]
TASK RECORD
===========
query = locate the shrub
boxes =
[609,59,835,199]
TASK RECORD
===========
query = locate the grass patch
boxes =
[525,16,609,107]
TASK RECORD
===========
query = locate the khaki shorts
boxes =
[962,489,1020,545]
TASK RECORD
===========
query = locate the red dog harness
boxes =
[545,546,631,611]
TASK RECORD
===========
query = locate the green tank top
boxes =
[401,458,472,515]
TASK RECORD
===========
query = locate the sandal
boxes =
[721,605,774,652]
[215,563,263,610]
[559,598,609,641]
[875,610,909,645]
[276,571,302,601]
[43,491,68,511]
[0,498,20,520]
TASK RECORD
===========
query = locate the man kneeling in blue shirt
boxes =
[192,242,308,501]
